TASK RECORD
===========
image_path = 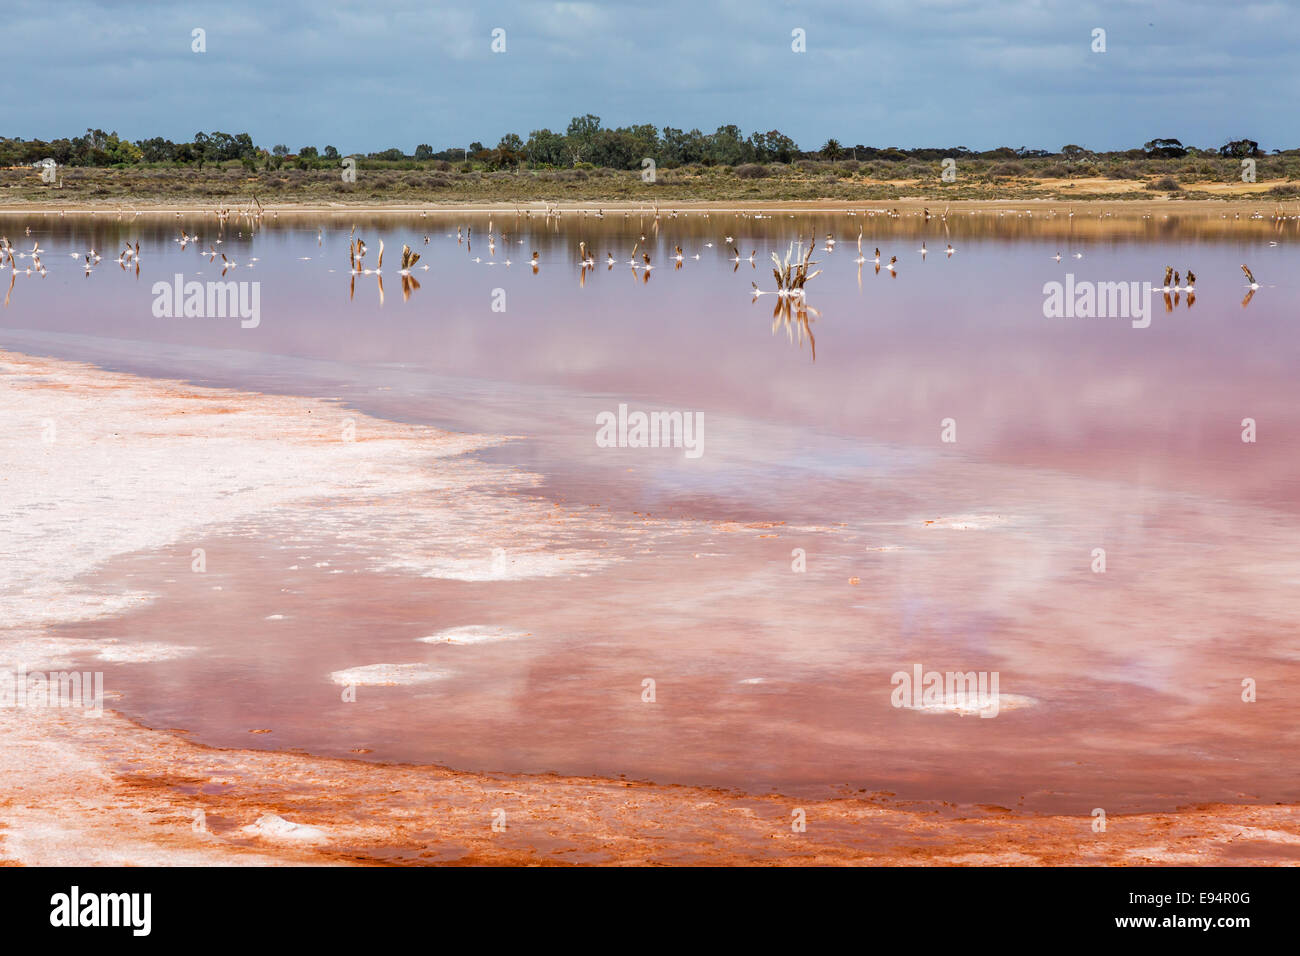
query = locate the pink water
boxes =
[4,209,1298,813]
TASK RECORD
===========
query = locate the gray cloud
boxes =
[7,0,1297,153]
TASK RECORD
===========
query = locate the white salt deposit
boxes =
[418,626,530,645]
[242,814,328,842]
[922,514,1011,530]
[0,351,511,637]
[373,545,606,581]
[93,642,195,663]
[329,663,451,686]
[905,694,1038,716]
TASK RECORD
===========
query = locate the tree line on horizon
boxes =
[0,117,1277,172]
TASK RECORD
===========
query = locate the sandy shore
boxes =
[2,348,1297,866]
[0,197,1294,216]
[7,700,1300,866]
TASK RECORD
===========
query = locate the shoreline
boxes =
[8,700,1300,866]
[1,197,1295,215]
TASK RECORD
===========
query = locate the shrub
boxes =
[735,163,769,179]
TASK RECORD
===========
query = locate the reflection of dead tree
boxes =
[347,237,385,305]
[398,245,422,301]
[1241,263,1259,309]
[749,237,822,360]
[765,294,819,361]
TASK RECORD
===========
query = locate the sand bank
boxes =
[0,197,1292,216]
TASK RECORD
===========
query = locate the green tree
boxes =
[207,132,240,161]
[525,128,567,166]
[193,132,210,170]
[661,127,706,166]
[751,130,797,163]
[587,129,635,169]
[105,134,142,165]
[565,114,602,164]
[137,137,176,163]
[705,125,749,166]
[494,133,524,168]
[1143,138,1187,159]
[1219,138,1261,158]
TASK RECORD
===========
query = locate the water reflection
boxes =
[4,205,1300,810]
[765,294,818,361]
[1,207,1295,508]
[1241,263,1260,309]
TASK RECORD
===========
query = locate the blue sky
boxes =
[8,0,1297,154]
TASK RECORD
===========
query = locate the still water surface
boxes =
[2,208,1297,811]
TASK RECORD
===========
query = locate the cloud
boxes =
[5,0,1299,152]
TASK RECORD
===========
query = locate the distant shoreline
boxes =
[0,196,1293,215]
